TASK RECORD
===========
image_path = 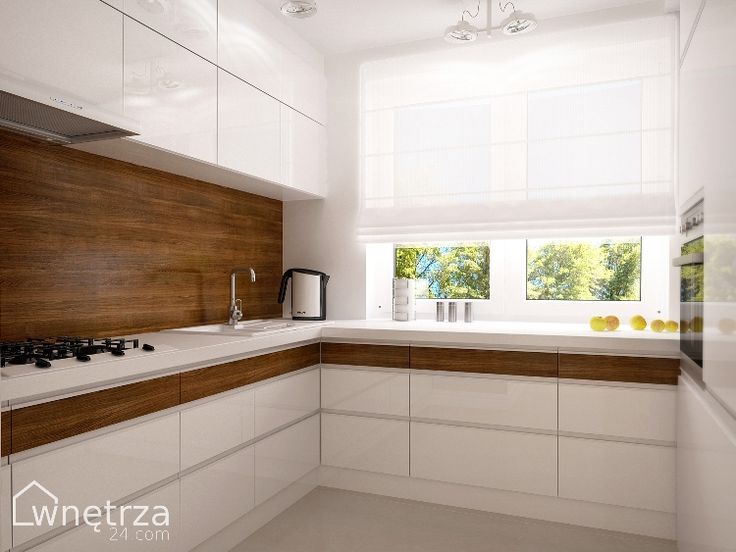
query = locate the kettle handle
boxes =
[277,269,293,304]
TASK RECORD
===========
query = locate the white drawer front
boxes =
[31,480,181,552]
[255,370,320,437]
[559,383,676,442]
[321,367,409,416]
[1,466,9,552]
[411,373,556,431]
[13,414,179,547]
[411,422,557,496]
[181,446,255,549]
[181,388,255,470]
[255,415,320,506]
[559,437,675,512]
[321,414,409,477]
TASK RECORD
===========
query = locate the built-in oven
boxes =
[673,200,705,378]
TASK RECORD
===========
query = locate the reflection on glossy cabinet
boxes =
[122,0,218,63]
[181,446,255,549]
[0,0,123,115]
[411,373,556,431]
[321,367,409,416]
[180,387,255,470]
[411,422,557,496]
[254,370,320,437]
[124,17,217,163]
[255,415,320,505]
[321,413,409,477]
[281,106,326,196]
[218,70,282,183]
[1,466,9,552]
[12,413,180,547]
[559,436,675,512]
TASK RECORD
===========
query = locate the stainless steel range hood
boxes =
[0,75,140,144]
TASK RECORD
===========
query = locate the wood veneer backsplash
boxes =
[0,130,283,340]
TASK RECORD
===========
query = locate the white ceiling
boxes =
[254,0,660,55]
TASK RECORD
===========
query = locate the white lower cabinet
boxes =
[321,413,409,477]
[1,466,10,552]
[559,382,676,442]
[558,436,675,512]
[411,422,557,496]
[181,446,255,550]
[13,413,180,547]
[180,388,255,471]
[255,415,320,505]
[411,373,556,431]
[255,369,320,438]
[31,480,181,552]
[321,367,409,417]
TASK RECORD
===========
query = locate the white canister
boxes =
[392,278,416,321]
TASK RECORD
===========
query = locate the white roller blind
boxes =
[359,15,676,241]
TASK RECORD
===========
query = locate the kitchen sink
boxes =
[166,319,330,336]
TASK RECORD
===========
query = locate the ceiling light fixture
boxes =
[444,1,481,44]
[280,1,317,19]
[498,1,537,35]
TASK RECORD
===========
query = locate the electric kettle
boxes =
[278,268,330,320]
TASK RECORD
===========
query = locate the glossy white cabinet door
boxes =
[122,0,217,63]
[321,414,409,477]
[0,0,123,115]
[411,422,557,496]
[559,437,675,512]
[255,415,319,505]
[0,466,9,552]
[181,446,255,550]
[559,383,676,442]
[124,18,217,163]
[680,0,705,59]
[218,70,282,184]
[281,105,326,197]
[255,370,320,437]
[13,414,179,546]
[321,367,409,416]
[280,49,327,124]
[677,375,736,552]
[180,388,255,470]
[218,0,282,99]
[31,480,181,552]
[411,373,556,431]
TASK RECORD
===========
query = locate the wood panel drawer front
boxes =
[1,466,9,552]
[410,422,557,497]
[411,373,556,431]
[321,342,410,369]
[13,413,180,547]
[321,367,409,416]
[1,411,9,457]
[559,354,680,385]
[255,369,320,438]
[558,437,675,513]
[321,413,409,477]
[410,347,557,378]
[559,383,676,442]
[11,374,180,454]
[181,446,255,550]
[255,415,320,505]
[180,388,255,470]
[31,480,181,552]
[181,343,320,403]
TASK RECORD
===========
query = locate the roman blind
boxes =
[358,15,676,241]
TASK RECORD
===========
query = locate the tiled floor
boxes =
[232,487,677,552]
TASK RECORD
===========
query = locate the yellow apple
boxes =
[651,319,665,333]
[629,315,647,331]
[665,320,679,333]
[680,320,689,333]
[718,318,736,334]
[590,316,607,331]
[691,316,704,333]
[605,316,620,331]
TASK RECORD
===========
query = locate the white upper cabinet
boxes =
[680,0,704,60]
[0,0,123,115]
[282,105,327,196]
[122,0,218,63]
[218,0,326,124]
[218,69,282,183]
[124,17,218,163]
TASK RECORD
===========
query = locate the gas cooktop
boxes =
[0,337,155,369]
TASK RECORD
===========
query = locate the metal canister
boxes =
[436,302,445,322]
[448,301,457,322]
[464,302,473,323]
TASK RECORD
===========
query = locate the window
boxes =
[394,243,490,299]
[526,238,642,301]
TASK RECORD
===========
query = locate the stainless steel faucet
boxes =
[229,267,256,326]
